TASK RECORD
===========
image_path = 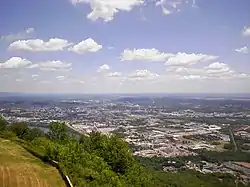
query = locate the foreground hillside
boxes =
[0,138,65,187]
[0,117,250,187]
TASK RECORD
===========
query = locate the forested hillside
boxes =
[0,116,249,187]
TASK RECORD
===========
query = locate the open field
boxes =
[0,138,65,187]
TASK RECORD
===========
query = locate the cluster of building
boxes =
[0,99,243,158]
[234,125,250,139]
[1,96,250,183]
[0,99,249,157]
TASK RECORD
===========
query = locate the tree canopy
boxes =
[1,121,249,187]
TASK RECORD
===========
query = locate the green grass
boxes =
[0,138,66,187]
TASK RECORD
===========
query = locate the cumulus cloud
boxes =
[0,57,32,69]
[97,64,110,73]
[206,62,227,69]
[242,26,250,36]
[167,61,249,80]
[29,60,72,71]
[165,52,218,66]
[70,0,144,22]
[1,28,35,42]
[204,62,234,78]
[69,38,102,54]
[170,62,233,79]
[235,46,249,54]
[120,48,172,62]
[121,49,217,66]
[9,38,72,52]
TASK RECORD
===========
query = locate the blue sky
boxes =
[0,0,250,93]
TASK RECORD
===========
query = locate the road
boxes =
[229,128,238,152]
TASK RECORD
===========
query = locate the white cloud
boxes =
[235,46,249,54]
[15,79,23,82]
[206,62,227,70]
[108,72,122,77]
[31,74,39,81]
[1,28,35,42]
[167,61,247,80]
[180,75,203,80]
[120,48,172,62]
[169,0,182,9]
[155,0,196,15]
[0,57,32,69]
[56,76,66,80]
[121,49,217,66]
[9,38,72,52]
[70,0,144,22]
[26,28,35,34]
[204,62,234,77]
[165,52,218,66]
[97,64,110,73]
[242,26,250,36]
[167,67,204,75]
[156,0,181,8]
[29,60,72,71]
[236,73,250,79]
[155,0,165,6]
[69,38,102,54]
[27,64,39,69]
[128,69,159,80]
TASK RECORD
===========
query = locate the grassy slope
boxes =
[0,138,65,187]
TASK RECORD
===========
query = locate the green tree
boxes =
[79,135,91,152]
[47,122,70,142]
[89,132,135,174]
[9,122,29,139]
[25,127,45,141]
[0,115,8,131]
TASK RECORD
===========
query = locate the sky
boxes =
[0,0,249,94]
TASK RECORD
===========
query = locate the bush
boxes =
[0,130,17,140]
